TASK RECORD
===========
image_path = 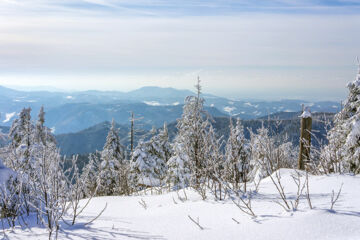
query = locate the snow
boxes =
[345,119,360,146]
[300,109,312,118]
[224,106,236,114]
[0,158,15,186]
[253,111,261,116]
[244,102,258,108]
[308,103,315,107]
[3,112,16,123]
[5,169,360,239]
[144,101,161,106]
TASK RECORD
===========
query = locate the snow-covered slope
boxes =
[5,169,360,240]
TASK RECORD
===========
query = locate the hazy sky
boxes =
[0,0,359,100]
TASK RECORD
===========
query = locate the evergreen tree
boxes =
[166,78,211,189]
[7,108,34,173]
[249,125,272,182]
[130,124,171,188]
[225,118,250,191]
[203,124,225,199]
[249,124,296,181]
[98,119,127,195]
[34,106,56,147]
[321,62,360,174]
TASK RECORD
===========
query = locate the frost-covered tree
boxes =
[321,62,360,174]
[166,79,212,189]
[130,124,171,188]
[81,153,101,197]
[98,119,127,196]
[249,126,273,181]
[2,107,96,238]
[7,108,34,172]
[31,143,68,239]
[225,118,250,191]
[203,124,225,199]
[249,124,296,181]
[34,106,56,147]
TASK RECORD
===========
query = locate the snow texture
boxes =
[4,169,360,240]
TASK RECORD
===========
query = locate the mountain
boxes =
[0,85,341,134]
[55,121,150,156]
[45,103,227,134]
[54,112,334,156]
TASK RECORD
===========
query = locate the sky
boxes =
[0,0,359,100]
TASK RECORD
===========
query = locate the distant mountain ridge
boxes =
[0,112,334,156]
[0,85,341,134]
[54,112,334,156]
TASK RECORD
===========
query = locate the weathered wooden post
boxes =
[298,107,312,170]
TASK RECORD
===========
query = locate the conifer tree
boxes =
[7,108,34,173]
[166,78,211,189]
[98,119,127,195]
[131,124,171,188]
[34,106,56,147]
[225,118,250,191]
[203,124,225,199]
[321,61,360,174]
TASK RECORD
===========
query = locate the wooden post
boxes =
[298,108,312,170]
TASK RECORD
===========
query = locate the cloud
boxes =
[0,0,359,100]
[1,0,360,16]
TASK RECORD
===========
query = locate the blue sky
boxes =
[0,0,359,100]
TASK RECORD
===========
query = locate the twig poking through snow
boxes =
[139,199,148,210]
[188,215,204,230]
[330,184,343,211]
[232,218,240,224]
[84,203,108,226]
[305,171,313,209]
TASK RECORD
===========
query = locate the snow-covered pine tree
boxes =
[225,118,250,191]
[203,124,225,199]
[7,107,34,172]
[98,119,127,196]
[166,78,211,189]
[321,61,360,174]
[249,125,273,181]
[249,123,297,181]
[34,106,56,147]
[130,123,171,188]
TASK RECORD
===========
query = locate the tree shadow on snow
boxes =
[59,224,166,240]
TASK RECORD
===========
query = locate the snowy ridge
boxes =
[6,169,360,239]
[2,112,16,123]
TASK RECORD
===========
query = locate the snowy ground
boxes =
[4,169,360,240]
